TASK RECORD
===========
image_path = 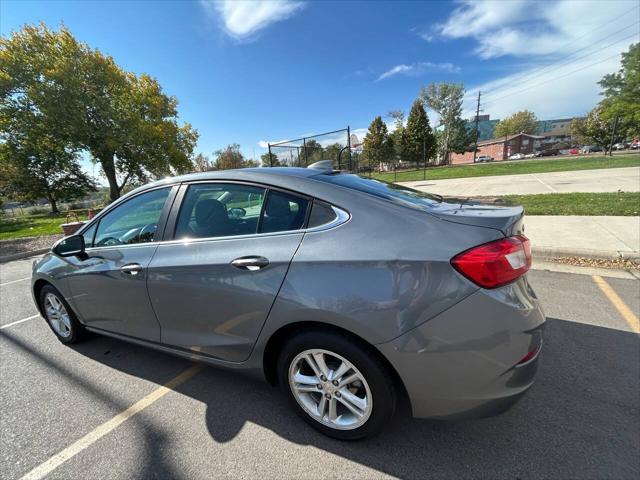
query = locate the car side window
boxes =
[307,200,337,228]
[81,223,97,248]
[175,183,266,239]
[93,188,171,248]
[260,190,309,233]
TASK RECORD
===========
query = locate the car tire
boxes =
[277,330,396,440]
[39,284,86,344]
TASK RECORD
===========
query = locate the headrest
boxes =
[266,195,291,217]
[195,199,228,227]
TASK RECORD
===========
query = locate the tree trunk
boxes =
[100,153,120,202]
[48,196,59,214]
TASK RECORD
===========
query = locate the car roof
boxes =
[174,167,324,182]
[124,167,333,199]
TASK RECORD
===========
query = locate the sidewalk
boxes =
[401,166,640,196]
[527,215,640,260]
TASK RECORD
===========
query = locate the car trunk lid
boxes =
[428,197,525,236]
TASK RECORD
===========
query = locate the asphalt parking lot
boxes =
[1,257,639,479]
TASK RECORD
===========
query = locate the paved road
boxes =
[1,257,639,479]
[401,166,640,196]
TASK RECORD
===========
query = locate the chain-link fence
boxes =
[267,128,354,170]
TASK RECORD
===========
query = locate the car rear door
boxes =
[147,182,309,362]
[65,186,177,342]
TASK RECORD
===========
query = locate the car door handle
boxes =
[231,256,269,271]
[121,263,143,275]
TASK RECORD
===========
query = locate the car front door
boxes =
[65,186,176,342]
[147,182,310,362]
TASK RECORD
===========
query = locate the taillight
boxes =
[451,235,531,289]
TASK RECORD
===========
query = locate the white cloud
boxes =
[463,46,630,121]
[201,0,304,41]
[419,32,435,42]
[377,62,460,81]
[429,0,639,121]
[258,139,290,148]
[437,0,638,59]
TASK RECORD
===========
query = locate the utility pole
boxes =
[608,115,620,157]
[473,90,481,164]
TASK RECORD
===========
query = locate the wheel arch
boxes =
[32,278,52,316]
[262,321,410,404]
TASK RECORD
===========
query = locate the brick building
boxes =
[450,133,544,165]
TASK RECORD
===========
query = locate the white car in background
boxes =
[509,153,525,160]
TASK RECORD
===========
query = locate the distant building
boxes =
[465,116,581,144]
[450,133,544,165]
[465,115,500,141]
[538,120,575,147]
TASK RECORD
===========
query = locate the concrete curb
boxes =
[0,248,49,264]
[532,246,640,262]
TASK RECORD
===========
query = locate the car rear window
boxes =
[307,200,337,228]
[314,173,442,209]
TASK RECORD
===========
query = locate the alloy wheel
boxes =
[44,293,72,338]
[288,349,373,430]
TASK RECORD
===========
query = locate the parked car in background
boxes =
[630,139,639,149]
[538,148,559,157]
[509,153,525,160]
[32,165,545,440]
[475,155,493,163]
[581,145,603,154]
[524,153,536,159]
[612,143,627,150]
[569,148,580,155]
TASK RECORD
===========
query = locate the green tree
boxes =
[447,117,473,154]
[323,143,344,167]
[494,110,539,137]
[261,152,280,167]
[570,107,617,147]
[387,110,408,164]
[0,51,96,212]
[404,100,436,166]
[0,137,96,213]
[213,144,246,170]
[598,43,639,137]
[299,139,323,164]
[420,82,466,164]
[363,116,393,170]
[193,153,213,172]
[0,24,198,202]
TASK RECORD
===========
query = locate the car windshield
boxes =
[314,173,442,209]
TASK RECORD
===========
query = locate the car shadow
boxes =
[15,317,640,479]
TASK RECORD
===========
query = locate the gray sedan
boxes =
[32,165,545,440]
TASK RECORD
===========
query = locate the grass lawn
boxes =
[502,192,640,216]
[372,153,640,183]
[0,212,91,241]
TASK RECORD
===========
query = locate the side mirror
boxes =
[53,234,85,257]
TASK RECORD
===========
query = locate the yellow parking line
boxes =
[20,364,203,480]
[592,275,640,334]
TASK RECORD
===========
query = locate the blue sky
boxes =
[1,0,638,175]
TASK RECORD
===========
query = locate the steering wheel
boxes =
[228,207,246,220]
[95,236,123,247]
[139,223,157,237]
